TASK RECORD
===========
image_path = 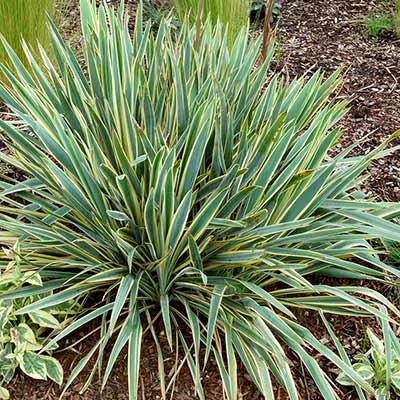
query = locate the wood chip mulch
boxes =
[277,0,400,202]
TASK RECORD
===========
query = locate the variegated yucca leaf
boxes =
[0,0,399,399]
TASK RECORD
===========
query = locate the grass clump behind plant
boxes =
[1,0,400,399]
[0,0,56,80]
[173,0,249,46]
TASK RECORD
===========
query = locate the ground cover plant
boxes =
[363,1,400,39]
[0,260,78,400]
[336,320,400,400]
[0,0,400,399]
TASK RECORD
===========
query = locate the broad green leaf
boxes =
[353,364,374,381]
[374,386,390,400]
[10,323,41,351]
[20,352,47,381]
[42,356,64,385]
[28,310,60,329]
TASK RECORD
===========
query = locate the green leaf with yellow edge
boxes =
[42,355,63,385]
[19,351,47,381]
[28,310,60,329]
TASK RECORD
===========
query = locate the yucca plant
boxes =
[0,1,400,398]
[172,0,249,46]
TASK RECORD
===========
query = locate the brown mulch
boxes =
[7,320,261,400]
[277,0,400,202]
[2,0,400,399]
[7,286,397,400]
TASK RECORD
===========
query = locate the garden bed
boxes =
[1,0,399,399]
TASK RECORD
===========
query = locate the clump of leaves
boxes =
[337,324,400,400]
[0,0,400,399]
[143,0,165,28]
[365,14,394,37]
[0,0,54,72]
[0,246,77,399]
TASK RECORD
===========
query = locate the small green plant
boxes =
[365,14,394,37]
[1,1,400,399]
[0,248,78,399]
[337,326,400,400]
[143,0,165,28]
